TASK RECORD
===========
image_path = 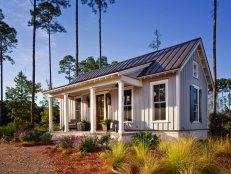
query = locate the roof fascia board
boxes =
[43,73,119,94]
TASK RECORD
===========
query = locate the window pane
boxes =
[194,88,198,104]
[160,103,166,120]
[153,85,159,102]
[194,112,198,121]
[76,111,81,121]
[159,84,165,101]
[124,90,131,105]
[127,106,132,121]
[154,103,160,120]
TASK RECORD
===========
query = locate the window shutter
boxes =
[190,85,195,122]
[199,89,202,122]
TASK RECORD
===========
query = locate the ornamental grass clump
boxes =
[100,141,128,173]
[158,137,199,174]
[133,143,162,174]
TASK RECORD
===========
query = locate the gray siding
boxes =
[180,52,208,130]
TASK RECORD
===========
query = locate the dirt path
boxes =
[0,143,54,174]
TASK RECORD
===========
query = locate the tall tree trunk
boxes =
[213,0,217,114]
[75,0,79,76]
[69,65,71,83]
[48,27,52,90]
[31,0,37,129]
[0,41,3,125]
[98,3,102,68]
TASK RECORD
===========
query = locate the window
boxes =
[75,98,81,122]
[193,61,198,78]
[150,80,168,122]
[190,85,201,122]
[124,89,132,122]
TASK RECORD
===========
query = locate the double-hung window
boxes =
[150,80,168,122]
[124,89,132,122]
[190,85,201,122]
[193,61,199,79]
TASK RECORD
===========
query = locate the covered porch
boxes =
[47,74,142,135]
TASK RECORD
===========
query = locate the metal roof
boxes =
[70,38,200,84]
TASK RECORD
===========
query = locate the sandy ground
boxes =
[0,143,54,174]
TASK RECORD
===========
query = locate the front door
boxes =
[96,94,104,130]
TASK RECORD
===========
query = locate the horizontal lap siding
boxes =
[180,52,208,130]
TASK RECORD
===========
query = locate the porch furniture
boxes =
[111,120,119,132]
[68,119,78,130]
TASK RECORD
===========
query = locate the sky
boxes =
[0,0,230,103]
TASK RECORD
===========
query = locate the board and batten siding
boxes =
[180,51,208,130]
[135,75,177,131]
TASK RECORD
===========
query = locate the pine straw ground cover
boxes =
[43,146,113,174]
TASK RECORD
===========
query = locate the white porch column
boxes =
[59,98,63,130]
[118,81,124,134]
[48,97,53,132]
[64,94,69,132]
[90,88,96,133]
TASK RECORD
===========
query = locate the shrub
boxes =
[78,136,99,152]
[131,131,160,148]
[1,134,10,143]
[209,112,231,137]
[0,126,16,139]
[40,132,52,144]
[100,141,128,173]
[98,132,111,146]
[17,130,37,142]
[58,135,75,148]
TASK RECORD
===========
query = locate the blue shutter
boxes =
[199,89,202,122]
[190,85,195,122]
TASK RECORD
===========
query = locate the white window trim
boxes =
[193,61,199,79]
[150,79,169,123]
[124,86,134,123]
[74,96,83,121]
[192,84,200,123]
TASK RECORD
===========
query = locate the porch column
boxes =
[59,98,63,130]
[48,96,53,132]
[90,88,96,133]
[118,81,124,134]
[64,94,69,132]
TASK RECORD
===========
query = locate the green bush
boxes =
[0,126,16,139]
[1,134,10,142]
[209,112,231,137]
[131,131,160,148]
[98,132,111,146]
[40,132,52,144]
[17,130,37,142]
[78,136,99,152]
[58,136,74,148]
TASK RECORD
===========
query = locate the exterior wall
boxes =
[132,75,178,131]
[180,51,208,130]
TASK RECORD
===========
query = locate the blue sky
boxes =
[0,0,230,103]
